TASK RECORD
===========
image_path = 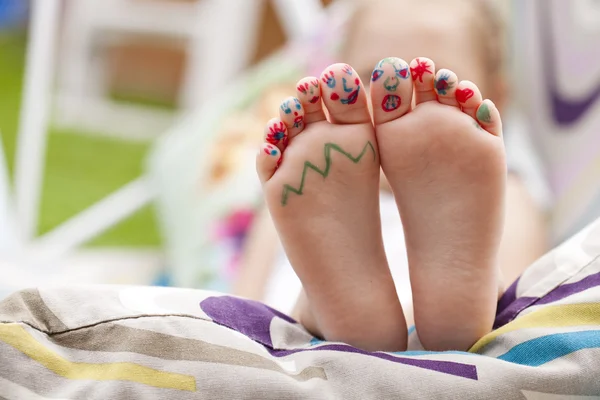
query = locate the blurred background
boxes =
[0,0,599,308]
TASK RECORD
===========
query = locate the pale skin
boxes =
[236,0,548,351]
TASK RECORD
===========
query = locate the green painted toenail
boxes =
[477,103,493,123]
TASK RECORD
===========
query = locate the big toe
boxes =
[370,57,413,125]
[320,63,371,124]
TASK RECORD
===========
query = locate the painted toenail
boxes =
[263,144,279,156]
[371,69,384,82]
[410,58,432,83]
[383,76,400,91]
[377,58,410,80]
[477,103,493,123]
[382,95,401,112]
[280,100,292,114]
[266,121,286,144]
[294,116,304,128]
[435,73,454,95]
[322,71,336,88]
[456,88,474,103]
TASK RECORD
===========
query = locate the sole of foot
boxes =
[370,57,506,351]
[257,64,407,352]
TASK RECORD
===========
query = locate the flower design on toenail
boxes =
[322,71,336,88]
[266,122,286,144]
[456,88,474,104]
[383,76,400,92]
[434,73,455,95]
[342,64,353,75]
[381,94,401,112]
[264,144,279,156]
[371,69,384,82]
[410,58,432,83]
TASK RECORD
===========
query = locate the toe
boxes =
[455,80,483,119]
[434,69,460,107]
[296,77,326,124]
[265,117,289,150]
[279,96,305,138]
[476,100,503,137]
[370,57,413,125]
[410,57,436,105]
[256,143,282,183]
[320,63,370,124]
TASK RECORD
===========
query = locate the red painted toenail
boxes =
[456,88,474,104]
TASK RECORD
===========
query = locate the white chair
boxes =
[1,0,327,296]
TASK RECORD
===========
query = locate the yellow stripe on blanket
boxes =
[0,324,196,392]
[470,303,600,354]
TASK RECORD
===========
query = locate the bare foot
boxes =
[370,57,506,351]
[256,63,407,352]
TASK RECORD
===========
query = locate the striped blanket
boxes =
[1,218,600,399]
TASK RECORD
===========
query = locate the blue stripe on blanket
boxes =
[497,330,600,366]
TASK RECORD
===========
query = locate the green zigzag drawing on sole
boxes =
[281,141,376,206]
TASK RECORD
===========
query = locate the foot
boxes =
[370,57,506,351]
[257,64,407,352]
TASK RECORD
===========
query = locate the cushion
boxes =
[2,218,600,398]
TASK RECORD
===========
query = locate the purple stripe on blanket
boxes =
[201,296,478,380]
[496,277,520,315]
[268,345,478,380]
[201,296,296,348]
[494,270,600,329]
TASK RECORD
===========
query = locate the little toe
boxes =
[434,69,460,107]
[264,117,289,150]
[256,143,282,183]
[476,100,503,137]
[410,57,436,105]
[455,80,483,119]
[320,63,370,124]
[370,57,413,125]
[279,96,305,138]
[296,77,326,124]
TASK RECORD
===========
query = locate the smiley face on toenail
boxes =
[456,88,474,104]
[382,94,401,112]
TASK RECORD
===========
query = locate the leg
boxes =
[257,65,407,351]
[372,57,506,351]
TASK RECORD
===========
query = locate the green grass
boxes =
[0,31,161,247]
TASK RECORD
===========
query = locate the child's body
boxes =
[239,0,548,352]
